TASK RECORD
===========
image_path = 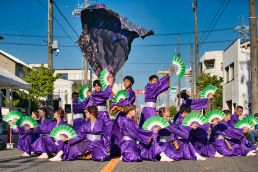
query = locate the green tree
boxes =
[23,65,60,99]
[196,73,223,109]
[169,105,177,117]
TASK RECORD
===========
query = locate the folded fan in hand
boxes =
[234,119,254,129]
[99,69,110,89]
[79,84,89,101]
[182,113,208,126]
[16,116,38,128]
[142,116,169,131]
[50,125,77,141]
[205,110,226,122]
[172,56,186,79]
[200,85,218,98]
[113,90,129,103]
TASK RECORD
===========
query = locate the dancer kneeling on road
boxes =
[49,106,110,161]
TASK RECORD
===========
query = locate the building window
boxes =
[225,63,234,83]
[204,59,215,69]
[225,66,229,83]
[59,73,68,80]
[230,63,234,81]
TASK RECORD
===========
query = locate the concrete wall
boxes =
[0,53,16,75]
[223,39,251,114]
[200,51,223,77]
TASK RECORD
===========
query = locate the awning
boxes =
[0,67,30,90]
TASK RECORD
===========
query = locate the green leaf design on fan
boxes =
[99,69,110,89]
[142,116,169,131]
[16,116,38,128]
[234,118,254,129]
[244,116,258,125]
[172,56,186,79]
[200,85,218,98]
[50,125,77,140]
[182,113,208,126]
[3,111,24,123]
[113,90,129,103]
[79,84,89,101]
[205,110,226,122]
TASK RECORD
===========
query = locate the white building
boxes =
[53,79,74,109]
[223,39,251,114]
[200,51,223,77]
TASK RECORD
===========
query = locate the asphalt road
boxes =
[0,150,257,172]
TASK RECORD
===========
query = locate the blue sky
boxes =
[0,0,254,98]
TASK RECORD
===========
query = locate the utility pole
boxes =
[177,34,181,94]
[83,58,88,84]
[48,0,53,68]
[193,0,199,97]
[249,0,258,115]
[190,44,195,98]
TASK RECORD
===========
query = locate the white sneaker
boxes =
[214,151,224,158]
[20,152,30,157]
[195,153,206,161]
[37,153,49,159]
[246,151,256,157]
[31,152,36,155]
[49,151,63,162]
[160,152,174,162]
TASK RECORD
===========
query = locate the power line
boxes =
[53,1,80,37]
[200,0,231,47]
[0,39,234,47]
[36,0,75,43]
[1,27,233,38]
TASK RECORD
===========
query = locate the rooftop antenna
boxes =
[72,0,98,16]
[234,15,249,42]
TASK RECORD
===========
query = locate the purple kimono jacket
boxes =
[120,117,154,162]
[140,75,170,126]
[111,87,136,151]
[61,119,109,161]
[209,121,250,156]
[32,119,66,154]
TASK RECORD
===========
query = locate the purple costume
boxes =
[60,119,109,161]
[158,122,188,161]
[140,75,169,126]
[174,115,200,160]
[189,124,216,157]
[227,113,239,127]
[72,97,90,134]
[32,119,66,154]
[111,87,136,154]
[183,98,208,110]
[120,117,157,162]
[209,121,250,156]
[13,127,37,155]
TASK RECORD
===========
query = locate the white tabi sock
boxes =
[49,150,64,162]
[195,153,206,161]
[37,153,49,159]
[160,152,174,162]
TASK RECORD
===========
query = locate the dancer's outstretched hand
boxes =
[169,66,176,77]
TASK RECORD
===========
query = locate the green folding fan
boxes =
[3,111,24,123]
[16,116,38,128]
[113,90,129,103]
[172,56,186,79]
[200,85,218,98]
[50,125,77,140]
[79,84,89,101]
[205,110,226,122]
[182,113,208,126]
[99,69,110,89]
[142,116,169,131]
[234,118,254,129]
[244,116,258,125]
